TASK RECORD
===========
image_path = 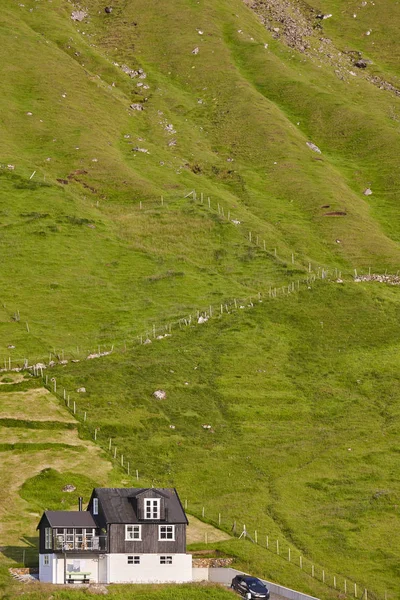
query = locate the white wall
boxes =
[192,567,209,581]
[39,554,102,584]
[108,553,192,583]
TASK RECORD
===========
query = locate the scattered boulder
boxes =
[71,10,87,21]
[104,6,112,13]
[62,484,76,492]
[130,103,144,111]
[355,59,368,69]
[363,188,373,196]
[192,47,199,55]
[169,425,176,430]
[132,147,149,153]
[7,344,15,349]
[153,390,167,400]
[76,387,86,393]
[198,315,208,324]
[306,141,321,154]
[88,583,108,595]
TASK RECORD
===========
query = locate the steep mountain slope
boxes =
[2,0,400,598]
[2,0,400,361]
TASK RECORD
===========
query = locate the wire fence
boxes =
[0,546,38,567]
[185,504,388,600]
[0,186,348,366]
[37,354,392,600]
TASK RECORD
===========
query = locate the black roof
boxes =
[37,511,97,529]
[92,487,188,524]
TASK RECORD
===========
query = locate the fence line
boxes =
[0,268,330,372]
[186,505,387,600]
[37,365,390,600]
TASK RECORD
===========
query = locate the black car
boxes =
[231,575,270,600]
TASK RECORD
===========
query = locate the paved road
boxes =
[208,567,286,600]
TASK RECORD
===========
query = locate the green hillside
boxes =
[1,0,400,598]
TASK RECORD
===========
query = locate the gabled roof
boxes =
[92,487,188,524]
[37,511,97,529]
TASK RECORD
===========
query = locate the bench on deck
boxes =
[66,572,91,584]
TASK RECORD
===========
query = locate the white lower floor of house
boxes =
[39,552,193,584]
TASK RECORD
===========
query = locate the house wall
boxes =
[38,515,51,554]
[87,492,107,530]
[39,554,102,584]
[109,523,186,554]
[108,553,192,583]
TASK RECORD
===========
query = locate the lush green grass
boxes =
[0,578,235,600]
[50,281,400,598]
[20,468,102,511]
[1,0,400,362]
[2,0,400,599]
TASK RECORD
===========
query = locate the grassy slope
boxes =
[0,376,118,588]
[54,280,400,598]
[2,0,400,598]
[1,0,400,361]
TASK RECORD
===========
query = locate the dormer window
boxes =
[93,498,98,515]
[144,498,160,519]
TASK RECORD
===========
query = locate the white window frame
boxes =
[127,555,140,565]
[43,554,50,566]
[160,555,173,564]
[158,525,175,541]
[93,498,98,515]
[44,527,52,550]
[125,524,142,541]
[144,498,160,519]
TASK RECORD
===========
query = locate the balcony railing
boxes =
[53,533,107,552]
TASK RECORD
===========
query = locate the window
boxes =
[93,498,98,515]
[127,555,140,564]
[43,555,50,566]
[44,527,52,550]
[144,498,160,519]
[125,525,142,540]
[160,555,173,565]
[159,525,175,541]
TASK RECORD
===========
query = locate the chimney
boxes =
[78,497,83,511]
